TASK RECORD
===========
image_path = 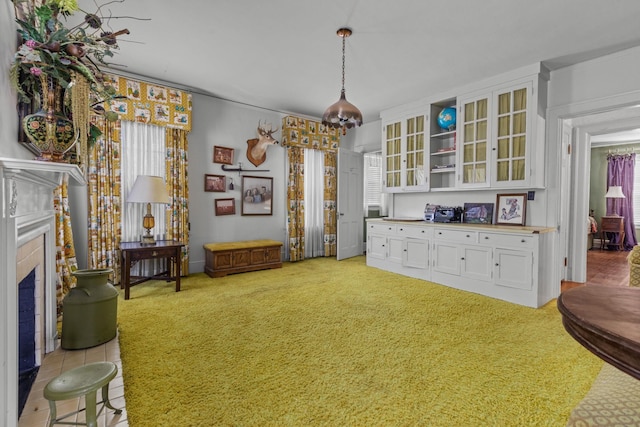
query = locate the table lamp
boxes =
[605,185,625,216]
[127,175,171,245]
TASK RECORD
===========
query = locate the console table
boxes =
[120,240,184,300]
[558,286,640,380]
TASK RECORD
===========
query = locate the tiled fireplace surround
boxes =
[0,158,85,427]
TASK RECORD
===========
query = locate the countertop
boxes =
[367,218,556,234]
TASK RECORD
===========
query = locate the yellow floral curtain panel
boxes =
[281,116,340,260]
[87,116,122,276]
[165,128,190,274]
[53,175,78,321]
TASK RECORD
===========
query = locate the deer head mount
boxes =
[246,121,279,167]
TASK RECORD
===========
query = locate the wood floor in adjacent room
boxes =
[561,248,630,292]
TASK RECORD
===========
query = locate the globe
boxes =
[437,107,456,131]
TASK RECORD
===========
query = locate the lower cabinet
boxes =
[367,222,431,280]
[366,219,555,308]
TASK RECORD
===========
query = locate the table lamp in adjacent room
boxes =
[605,185,626,216]
[127,175,171,245]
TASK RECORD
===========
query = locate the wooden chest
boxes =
[204,239,283,278]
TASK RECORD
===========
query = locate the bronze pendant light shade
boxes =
[322,28,363,135]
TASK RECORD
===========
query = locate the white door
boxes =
[337,148,364,260]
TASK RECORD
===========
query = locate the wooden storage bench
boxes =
[204,239,283,278]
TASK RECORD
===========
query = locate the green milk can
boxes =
[61,268,118,349]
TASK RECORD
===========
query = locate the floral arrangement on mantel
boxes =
[9,0,132,164]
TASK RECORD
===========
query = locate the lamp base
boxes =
[140,234,156,245]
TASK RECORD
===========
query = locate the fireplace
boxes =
[0,158,85,427]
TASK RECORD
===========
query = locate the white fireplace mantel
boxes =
[0,158,85,427]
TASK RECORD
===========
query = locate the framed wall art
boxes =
[204,174,226,192]
[495,193,527,226]
[215,198,236,216]
[241,175,273,216]
[213,146,234,165]
[463,203,494,224]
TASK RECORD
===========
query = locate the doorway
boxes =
[557,102,640,285]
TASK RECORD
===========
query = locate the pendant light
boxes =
[322,27,363,135]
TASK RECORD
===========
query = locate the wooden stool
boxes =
[44,361,122,427]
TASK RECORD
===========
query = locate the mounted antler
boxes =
[247,120,279,167]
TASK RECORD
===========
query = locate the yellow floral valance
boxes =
[103,73,192,132]
[281,116,340,151]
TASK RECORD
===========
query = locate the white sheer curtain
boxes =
[364,152,389,216]
[121,121,167,273]
[304,148,325,257]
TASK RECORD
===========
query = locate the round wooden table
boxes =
[557,285,640,380]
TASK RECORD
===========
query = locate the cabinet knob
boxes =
[400,228,404,231]
[484,236,489,240]
[495,263,499,266]
[404,249,407,252]
[421,230,425,233]
[466,234,470,238]
[521,239,526,243]
[461,257,465,260]
[152,251,158,257]
[438,232,442,235]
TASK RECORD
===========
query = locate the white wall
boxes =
[188,94,288,273]
[0,2,31,161]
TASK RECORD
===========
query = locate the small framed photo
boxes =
[242,175,273,216]
[495,193,527,226]
[463,203,494,224]
[213,146,234,165]
[215,198,236,216]
[205,174,226,192]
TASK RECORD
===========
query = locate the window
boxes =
[364,152,382,215]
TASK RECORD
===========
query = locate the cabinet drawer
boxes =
[434,228,477,243]
[479,232,534,249]
[368,222,397,235]
[397,225,431,239]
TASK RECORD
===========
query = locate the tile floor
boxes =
[18,335,128,427]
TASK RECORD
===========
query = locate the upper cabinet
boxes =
[382,111,429,192]
[380,63,549,192]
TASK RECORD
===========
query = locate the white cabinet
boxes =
[432,228,492,282]
[367,222,431,280]
[494,248,533,290]
[366,219,556,308]
[381,111,429,193]
[380,63,549,192]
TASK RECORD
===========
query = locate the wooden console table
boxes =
[120,240,184,300]
[204,239,282,278]
[558,286,640,380]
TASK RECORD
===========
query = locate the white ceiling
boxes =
[82,0,640,122]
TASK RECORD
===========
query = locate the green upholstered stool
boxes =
[43,361,122,427]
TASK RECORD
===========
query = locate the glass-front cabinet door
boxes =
[458,95,490,187]
[404,114,427,190]
[383,120,402,191]
[381,113,428,192]
[493,83,531,186]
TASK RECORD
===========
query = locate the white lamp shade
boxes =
[605,185,626,199]
[127,175,171,204]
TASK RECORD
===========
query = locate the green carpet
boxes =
[117,256,602,426]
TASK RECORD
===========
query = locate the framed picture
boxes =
[463,203,494,224]
[213,146,234,165]
[215,198,236,216]
[241,175,273,216]
[495,193,527,226]
[204,174,226,192]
